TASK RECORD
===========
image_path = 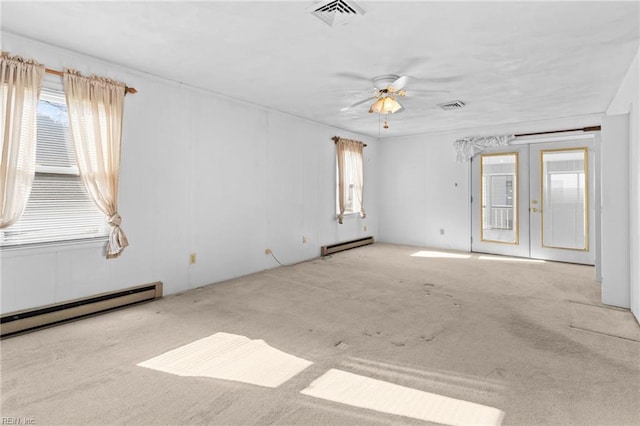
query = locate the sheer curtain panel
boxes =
[336,137,366,224]
[0,53,45,228]
[63,69,128,258]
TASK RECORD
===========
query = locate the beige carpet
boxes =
[568,300,640,342]
[1,243,639,425]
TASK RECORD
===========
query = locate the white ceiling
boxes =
[2,1,639,138]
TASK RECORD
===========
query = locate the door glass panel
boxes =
[541,149,587,250]
[481,153,518,244]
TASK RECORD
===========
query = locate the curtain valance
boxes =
[454,135,515,162]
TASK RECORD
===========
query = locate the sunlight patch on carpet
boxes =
[301,369,504,426]
[137,332,313,388]
[411,250,472,259]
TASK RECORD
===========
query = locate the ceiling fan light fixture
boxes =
[368,98,384,114]
[385,97,402,113]
[369,96,402,114]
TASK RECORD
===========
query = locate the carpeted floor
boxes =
[1,243,639,425]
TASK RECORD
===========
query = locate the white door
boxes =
[529,140,595,264]
[471,137,595,265]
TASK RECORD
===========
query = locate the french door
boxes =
[471,138,595,265]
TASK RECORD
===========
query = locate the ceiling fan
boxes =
[340,74,448,115]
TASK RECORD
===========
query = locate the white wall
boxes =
[601,114,630,308]
[607,48,640,322]
[0,33,377,314]
[377,132,470,250]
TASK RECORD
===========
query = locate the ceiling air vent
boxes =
[310,0,365,27]
[438,100,466,111]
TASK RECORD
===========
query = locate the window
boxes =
[480,153,518,244]
[336,167,357,214]
[335,138,365,223]
[0,84,108,247]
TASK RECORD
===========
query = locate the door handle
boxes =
[531,208,538,213]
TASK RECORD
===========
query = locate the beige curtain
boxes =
[63,69,128,258]
[336,137,366,224]
[0,53,44,228]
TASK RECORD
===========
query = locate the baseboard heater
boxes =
[1,281,163,338]
[321,236,374,256]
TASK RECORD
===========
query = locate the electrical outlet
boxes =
[189,253,197,264]
[265,248,272,255]
[302,236,307,244]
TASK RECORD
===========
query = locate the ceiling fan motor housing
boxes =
[372,75,400,90]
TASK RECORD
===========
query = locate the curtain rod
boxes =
[45,67,138,95]
[515,126,600,138]
[332,136,367,147]
[331,126,601,145]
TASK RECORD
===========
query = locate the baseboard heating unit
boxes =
[321,236,374,256]
[1,281,163,338]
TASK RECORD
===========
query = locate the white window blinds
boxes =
[0,87,108,247]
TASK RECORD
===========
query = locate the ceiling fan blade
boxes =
[335,72,371,82]
[390,75,408,91]
[340,96,377,112]
[343,90,376,94]
[408,74,464,84]
[407,89,451,94]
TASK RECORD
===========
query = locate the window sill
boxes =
[0,237,108,257]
